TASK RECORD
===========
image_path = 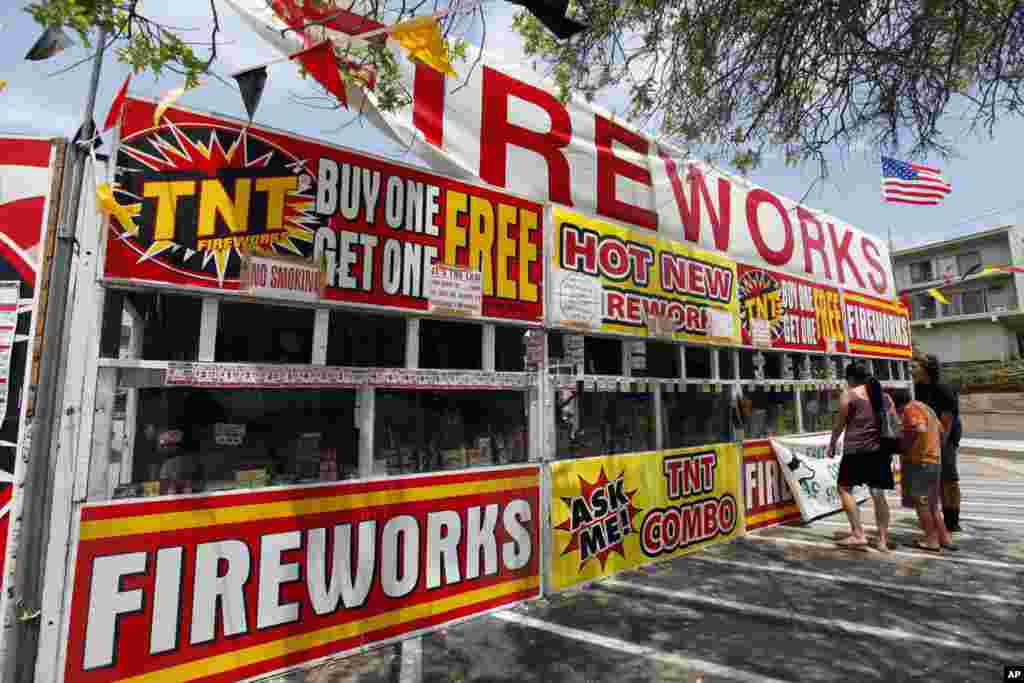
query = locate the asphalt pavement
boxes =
[276,453,1024,683]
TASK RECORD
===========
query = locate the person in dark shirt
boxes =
[911,353,962,532]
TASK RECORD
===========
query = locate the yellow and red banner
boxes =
[549,206,740,343]
[843,291,913,359]
[737,264,846,353]
[741,439,800,531]
[64,467,541,682]
[548,445,740,592]
[102,98,544,324]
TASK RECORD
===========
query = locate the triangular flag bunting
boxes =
[25,25,73,60]
[386,16,457,78]
[103,75,132,131]
[96,183,140,234]
[291,41,348,108]
[154,84,194,126]
[506,0,587,40]
[233,66,268,121]
[927,288,950,305]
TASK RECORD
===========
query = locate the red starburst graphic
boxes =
[554,467,643,571]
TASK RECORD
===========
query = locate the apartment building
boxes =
[893,225,1024,362]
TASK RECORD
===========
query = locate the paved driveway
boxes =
[282,453,1024,683]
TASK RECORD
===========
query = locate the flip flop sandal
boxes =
[910,540,942,553]
[941,543,960,552]
[834,538,869,549]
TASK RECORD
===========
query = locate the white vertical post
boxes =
[528,332,547,463]
[482,323,496,371]
[711,347,721,380]
[732,349,741,380]
[198,298,219,362]
[406,318,420,369]
[621,339,631,378]
[678,343,687,381]
[357,387,375,479]
[312,309,329,365]
[86,367,117,501]
[653,384,663,450]
[794,384,805,434]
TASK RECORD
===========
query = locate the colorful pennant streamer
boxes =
[386,15,457,77]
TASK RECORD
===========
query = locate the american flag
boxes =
[881,156,952,206]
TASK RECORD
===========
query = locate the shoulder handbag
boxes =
[879,398,901,455]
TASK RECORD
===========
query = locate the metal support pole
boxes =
[3,28,108,683]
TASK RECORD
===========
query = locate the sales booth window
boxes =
[495,325,527,372]
[118,386,357,497]
[120,292,202,361]
[586,336,622,375]
[685,347,712,378]
[420,319,482,369]
[663,388,731,449]
[801,388,840,433]
[375,390,528,475]
[327,310,405,367]
[216,302,314,363]
[556,390,655,459]
[741,389,799,438]
[644,341,680,379]
[874,360,893,381]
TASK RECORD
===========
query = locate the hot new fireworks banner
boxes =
[548,444,741,592]
[548,206,741,344]
[102,98,544,324]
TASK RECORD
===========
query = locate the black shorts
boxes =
[941,441,959,482]
[837,449,895,490]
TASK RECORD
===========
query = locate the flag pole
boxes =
[1,25,109,683]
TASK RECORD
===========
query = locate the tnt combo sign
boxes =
[549,444,740,591]
[63,467,540,682]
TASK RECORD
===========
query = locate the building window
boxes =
[942,295,962,317]
[988,286,1011,312]
[962,289,986,315]
[909,261,933,284]
[915,294,937,319]
[957,251,982,277]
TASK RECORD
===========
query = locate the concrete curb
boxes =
[960,447,1024,463]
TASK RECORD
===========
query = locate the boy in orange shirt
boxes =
[891,389,955,552]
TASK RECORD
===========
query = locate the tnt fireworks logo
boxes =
[555,468,643,571]
[109,120,325,285]
[739,269,786,344]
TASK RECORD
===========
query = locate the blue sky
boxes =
[3,0,1022,252]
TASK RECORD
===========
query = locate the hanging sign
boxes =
[426,263,483,317]
[549,444,740,591]
[102,98,544,324]
[737,265,846,353]
[770,434,868,522]
[549,206,740,344]
[842,291,913,359]
[239,251,325,302]
[64,467,541,682]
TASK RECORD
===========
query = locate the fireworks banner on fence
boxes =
[549,206,740,344]
[737,264,846,353]
[548,444,740,591]
[64,467,541,682]
[102,97,544,324]
[842,291,912,359]
[742,439,800,531]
